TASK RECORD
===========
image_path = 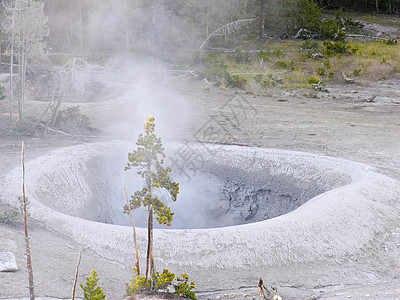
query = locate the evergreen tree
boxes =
[295,0,322,34]
[124,115,179,286]
[80,270,106,300]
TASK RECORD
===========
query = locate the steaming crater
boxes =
[20,142,349,229]
[2,141,399,272]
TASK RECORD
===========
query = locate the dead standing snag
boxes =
[21,142,35,300]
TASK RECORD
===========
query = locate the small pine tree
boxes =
[124,116,179,283]
[295,0,322,33]
[80,270,106,300]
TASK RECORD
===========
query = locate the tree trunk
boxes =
[9,26,14,123]
[17,10,22,124]
[78,1,88,50]
[22,142,35,300]
[123,180,140,276]
[78,2,83,50]
[71,251,81,300]
[50,91,63,128]
[376,0,379,13]
[145,163,155,279]
[145,205,153,283]
[149,206,155,291]
[260,0,266,38]
[124,0,130,53]
[21,52,28,124]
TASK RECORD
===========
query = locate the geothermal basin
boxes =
[1,141,400,288]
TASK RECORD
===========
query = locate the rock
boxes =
[0,251,18,272]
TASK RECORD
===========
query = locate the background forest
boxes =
[2,0,399,56]
[0,0,399,128]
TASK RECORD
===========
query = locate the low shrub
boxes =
[230,48,249,64]
[126,269,196,299]
[344,17,365,33]
[323,41,357,56]
[174,274,196,299]
[197,52,232,85]
[272,49,286,57]
[256,50,270,61]
[276,61,288,68]
[308,76,320,84]
[56,106,90,133]
[0,86,6,101]
[254,74,264,83]
[301,40,319,50]
[353,68,362,76]
[229,75,248,88]
[319,17,341,40]
[317,67,326,75]
[0,211,19,226]
[324,60,332,69]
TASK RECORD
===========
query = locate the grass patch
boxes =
[207,36,400,91]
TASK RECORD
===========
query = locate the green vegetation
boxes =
[295,0,322,34]
[0,210,19,226]
[192,1,398,92]
[126,269,196,299]
[308,76,320,84]
[293,2,364,41]
[80,270,106,300]
[124,116,180,289]
[0,86,6,101]
[122,116,196,298]
[323,41,358,56]
[196,37,399,90]
[276,61,288,68]
[56,106,91,133]
[196,52,248,88]
[196,52,232,86]
[174,273,196,299]
[230,75,248,88]
[124,116,179,226]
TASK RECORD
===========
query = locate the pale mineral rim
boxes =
[1,142,400,271]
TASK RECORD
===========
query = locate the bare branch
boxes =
[71,251,82,300]
[200,19,256,49]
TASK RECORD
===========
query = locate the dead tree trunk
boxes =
[260,0,266,38]
[17,26,22,124]
[71,251,82,300]
[21,142,35,300]
[123,180,140,276]
[9,21,15,124]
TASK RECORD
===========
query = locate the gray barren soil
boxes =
[0,67,400,299]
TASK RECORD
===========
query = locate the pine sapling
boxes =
[80,269,106,300]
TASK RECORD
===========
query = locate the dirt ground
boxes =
[1,62,400,300]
